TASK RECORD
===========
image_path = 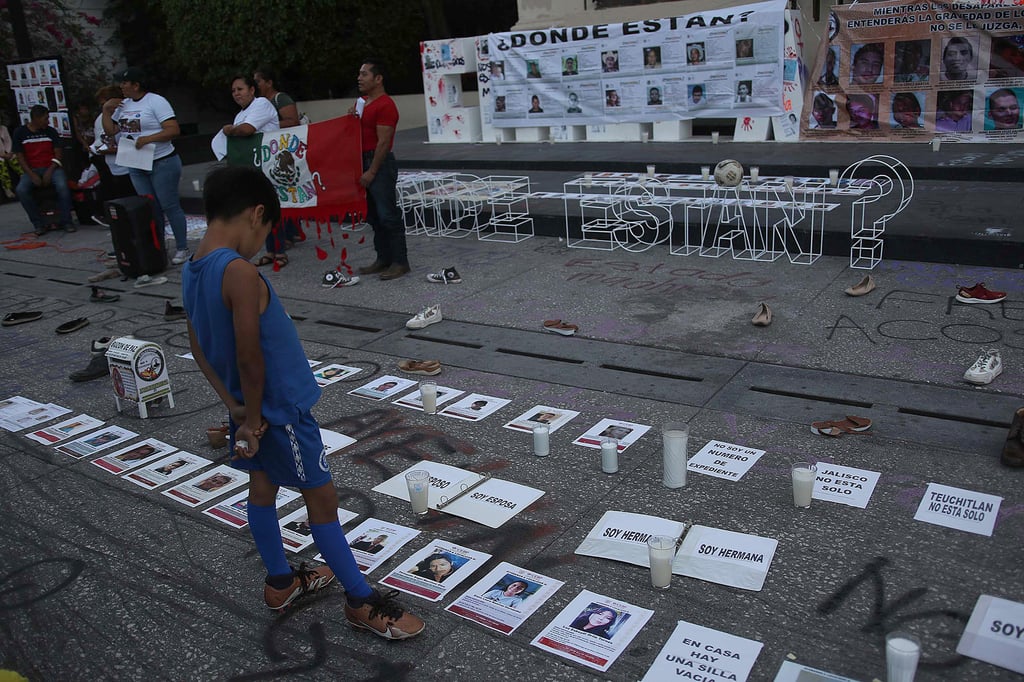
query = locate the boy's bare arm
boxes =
[187,321,240,414]
[223,259,267,454]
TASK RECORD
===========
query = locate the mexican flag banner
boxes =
[225,116,366,222]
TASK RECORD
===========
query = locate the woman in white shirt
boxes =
[101,66,191,265]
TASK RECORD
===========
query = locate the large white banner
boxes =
[484,0,786,127]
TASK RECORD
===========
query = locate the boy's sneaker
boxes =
[264,563,335,611]
[321,269,359,288]
[171,248,192,265]
[964,348,1002,385]
[406,304,442,330]
[426,266,462,284]
[956,282,1006,304]
[345,588,425,640]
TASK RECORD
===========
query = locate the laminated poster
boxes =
[446,561,564,635]
[380,540,491,602]
[122,451,212,490]
[280,506,358,553]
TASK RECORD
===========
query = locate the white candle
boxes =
[584,173,593,187]
[419,381,437,414]
[750,166,759,183]
[647,535,676,590]
[533,424,549,457]
[641,131,650,143]
[792,463,816,508]
[405,470,430,515]
[600,438,618,473]
[829,169,839,186]
[662,422,688,488]
[711,131,720,144]
[931,138,941,152]
[885,633,921,682]
[784,176,794,191]
[701,166,711,181]
[191,179,201,192]
[646,164,656,178]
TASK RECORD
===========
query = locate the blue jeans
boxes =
[364,152,407,266]
[129,153,187,251]
[16,167,73,229]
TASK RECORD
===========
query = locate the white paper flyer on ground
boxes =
[687,440,765,481]
[162,465,249,508]
[503,405,580,434]
[0,396,40,430]
[439,393,511,421]
[313,363,362,387]
[202,487,300,528]
[813,462,880,508]
[530,589,654,673]
[913,482,1002,536]
[773,661,862,681]
[25,414,103,444]
[280,506,359,553]
[446,561,565,635]
[0,400,70,431]
[380,540,491,602]
[176,352,194,360]
[956,595,1024,674]
[641,620,763,682]
[122,451,211,490]
[393,385,463,411]
[575,511,686,567]
[320,428,356,455]
[306,359,322,368]
[572,418,651,451]
[340,517,421,573]
[675,525,778,591]
[54,425,139,459]
[373,461,545,528]
[348,375,417,400]
[91,438,178,475]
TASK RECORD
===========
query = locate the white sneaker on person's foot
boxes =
[171,248,192,265]
[964,348,1002,385]
[406,305,442,330]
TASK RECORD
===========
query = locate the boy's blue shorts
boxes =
[229,411,332,489]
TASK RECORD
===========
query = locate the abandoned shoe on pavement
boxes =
[964,348,1002,385]
[845,274,876,296]
[751,302,772,326]
[398,359,442,376]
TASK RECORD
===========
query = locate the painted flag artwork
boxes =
[226,116,366,223]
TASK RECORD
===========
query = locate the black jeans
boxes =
[363,151,407,267]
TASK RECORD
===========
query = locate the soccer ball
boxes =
[714,159,744,187]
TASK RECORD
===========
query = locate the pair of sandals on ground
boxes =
[811,415,872,437]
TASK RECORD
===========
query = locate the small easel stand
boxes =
[105,336,175,419]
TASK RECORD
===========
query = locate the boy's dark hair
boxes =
[363,57,387,82]
[203,166,281,226]
[30,104,49,120]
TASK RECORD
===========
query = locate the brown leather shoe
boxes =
[379,264,411,280]
[358,261,387,275]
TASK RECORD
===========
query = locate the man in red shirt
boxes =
[13,105,75,234]
[353,59,409,281]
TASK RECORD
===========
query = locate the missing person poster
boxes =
[503,404,580,434]
[803,0,1024,141]
[161,465,249,508]
[530,589,654,672]
[484,0,786,127]
[380,540,491,602]
[348,375,417,401]
[313,363,362,387]
[446,561,565,635]
[280,506,359,553]
[54,425,138,459]
[393,384,463,412]
[202,488,300,528]
[91,438,177,475]
[341,517,420,573]
[641,620,764,682]
[913,482,1002,535]
[573,418,651,451]
[0,398,69,431]
[122,451,211,490]
[439,392,511,422]
[25,414,104,445]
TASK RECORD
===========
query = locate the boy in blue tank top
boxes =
[182,166,423,639]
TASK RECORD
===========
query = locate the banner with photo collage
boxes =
[484,0,786,127]
[803,0,1024,141]
[6,57,72,136]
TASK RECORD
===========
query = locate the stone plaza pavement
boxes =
[0,182,1021,681]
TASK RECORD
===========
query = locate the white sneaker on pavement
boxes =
[406,305,442,330]
[964,348,1002,385]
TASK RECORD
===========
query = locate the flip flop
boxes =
[811,418,873,436]
[2,311,42,327]
[843,415,872,431]
[256,255,276,266]
[56,317,90,334]
[543,320,578,336]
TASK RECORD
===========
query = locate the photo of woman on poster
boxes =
[569,605,620,639]
[809,92,837,129]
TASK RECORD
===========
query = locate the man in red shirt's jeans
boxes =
[13,105,75,234]
[353,58,409,281]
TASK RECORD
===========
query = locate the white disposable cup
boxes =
[750,166,759,183]
[647,164,656,178]
[641,132,650,143]
[419,380,437,414]
[191,179,201,192]
[784,176,794,191]
[711,131,720,144]
[600,437,619,474]
[662,421,688,488]
[647,535,676,589]
[405,470,430,515]
[792,462,816,508]
[533,424,550,457]
[584,173,593,187]
[931,138,941,152]
[829,169,839,186]
[701,166,711,181]
[885,631,921,682]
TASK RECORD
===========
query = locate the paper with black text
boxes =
[122,451,211,490]
[641,620,763,682]
[675,525,777,591]
[337,517,420,573]
[956,594,1024,674]
[687,440,765,481]
[913,482,1002,536]
[280,506,358,553]
[92,438,177,474]
[25,414,102,444]
[55,425,138,459]
[380,540,491,602]
[575,510,686,567]
[446,561,564,635]
[203,487,300,528]
[162,465,249,508]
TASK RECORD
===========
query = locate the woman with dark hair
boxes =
[569,606,617,639]
[102,66,191,265]
[92,85,135,205]
[410,553,455,582]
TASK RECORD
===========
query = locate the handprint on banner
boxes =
[742,117,753,131]
[785,80,796,92]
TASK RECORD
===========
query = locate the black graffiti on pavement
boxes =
[0,558,85,611]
